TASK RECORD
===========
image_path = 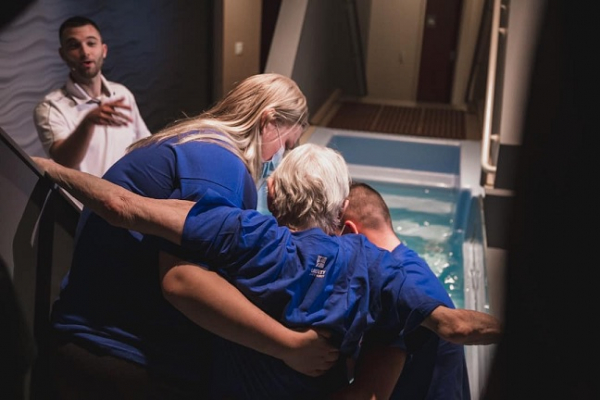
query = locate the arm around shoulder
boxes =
[31,156,190,244]
[421,305,503,345]
[158,251,339,377]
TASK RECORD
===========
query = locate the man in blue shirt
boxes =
[33,144,501,399]
[340,181,473,399]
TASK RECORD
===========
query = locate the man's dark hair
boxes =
[344,181,394,231]
[59,16,101,43]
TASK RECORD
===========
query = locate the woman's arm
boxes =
[159,252,338,376]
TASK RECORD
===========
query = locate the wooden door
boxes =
[417,0,463,103]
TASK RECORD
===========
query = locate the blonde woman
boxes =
[43,73,336,399]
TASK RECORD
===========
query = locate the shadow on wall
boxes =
[0,0,33,28]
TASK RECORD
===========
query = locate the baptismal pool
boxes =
[307,127,492,398]
[307,127,488,311]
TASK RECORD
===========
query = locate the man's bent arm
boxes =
[330,345,406,400]
[32,156,189,244]
[42,99,135,168]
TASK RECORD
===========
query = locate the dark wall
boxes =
[0,0,33,28]
[482,1,594,399]
[99,1,214,132]
[0,0,213,156]
[260,0,281,73]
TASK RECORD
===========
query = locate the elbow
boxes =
[160,266,188,304]
[48,145,81,169]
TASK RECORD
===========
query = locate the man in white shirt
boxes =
[33,16,151,178]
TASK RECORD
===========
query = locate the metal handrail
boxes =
[480,0,502,173]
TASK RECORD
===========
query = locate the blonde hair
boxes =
[269,143,350,234]
[128,73,308,181]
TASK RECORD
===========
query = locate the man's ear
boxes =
[342,220,359,235]
[339,200,358,235]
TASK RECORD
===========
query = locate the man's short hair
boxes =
[59,16,101,43]
[344,181,393,231]
[269,143,350,234]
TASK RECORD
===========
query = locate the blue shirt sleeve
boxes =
[181,194,287,270]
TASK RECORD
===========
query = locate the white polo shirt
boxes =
[33,74,151,177]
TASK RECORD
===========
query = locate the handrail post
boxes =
[480,0,502,174]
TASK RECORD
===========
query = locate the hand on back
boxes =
[281,328,340,377]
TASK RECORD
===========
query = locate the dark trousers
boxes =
[33,336,209,400]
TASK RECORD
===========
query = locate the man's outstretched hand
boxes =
[85,97,133,127]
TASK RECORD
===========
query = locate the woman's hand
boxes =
[281,328,339,377]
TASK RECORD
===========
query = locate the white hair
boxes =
[269,143,350,234]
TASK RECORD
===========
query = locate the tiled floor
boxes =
[325,101,468,140]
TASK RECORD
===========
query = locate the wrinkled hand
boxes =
[85,98,133,127]
[31,156,56,175]
[282,328,340,377]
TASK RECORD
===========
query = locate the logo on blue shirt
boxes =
[310,255,327,278]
